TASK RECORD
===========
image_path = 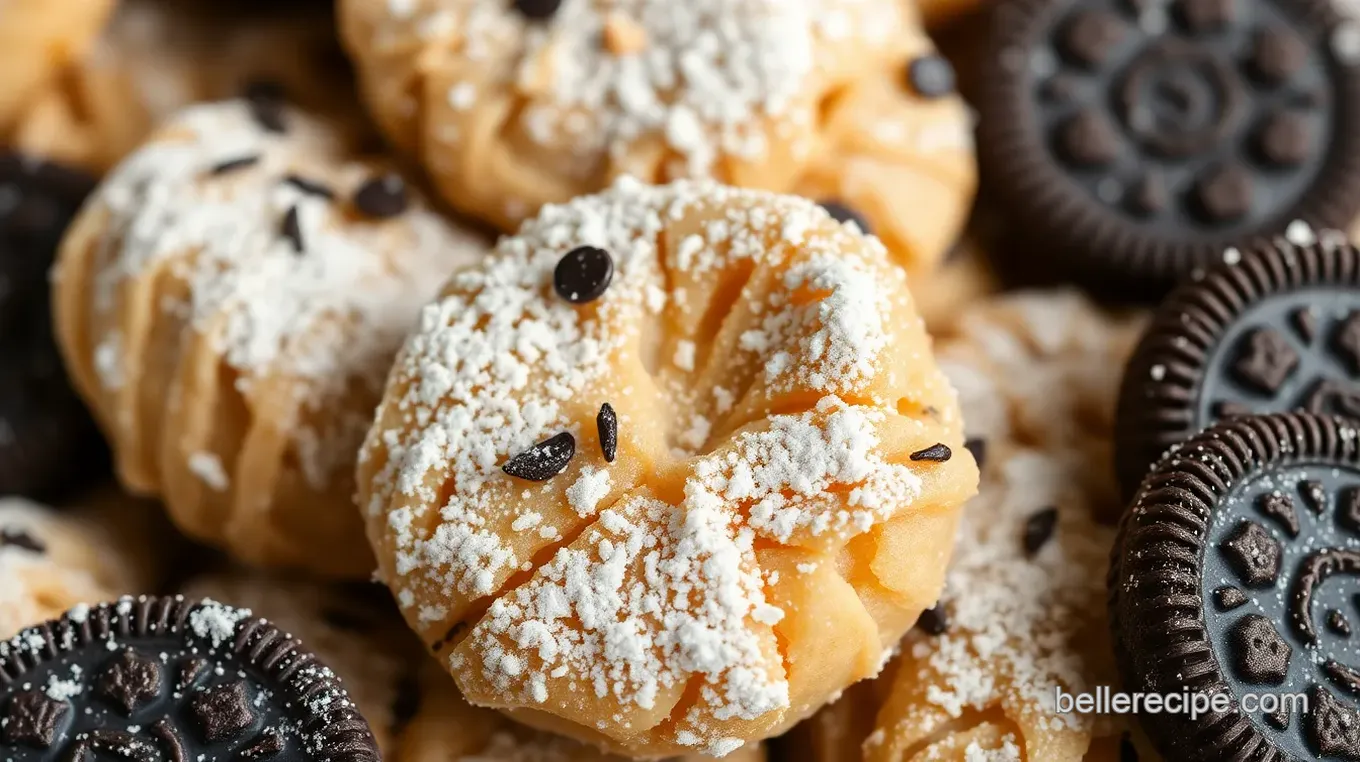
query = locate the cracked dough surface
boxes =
[358,178,978,756]
[783,293,1159,762]
[338,0,975,273]
[52,101,489,578]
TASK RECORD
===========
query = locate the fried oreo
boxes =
[0,153,104,498]
[978,0,1360,300]
[1115,231,1360,501]
[0,596,380,762]
[1110,412,1360,761]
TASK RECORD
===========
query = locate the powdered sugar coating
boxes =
[52,100,489,578]
[340,0,976,274]
[359,178,978,755]
[860,293,1145,762]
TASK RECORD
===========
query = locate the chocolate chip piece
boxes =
[243,82,287,134]
[1179,0,1236,30]
[1309,686,1360,758]
[0,527,44,554]
[915,604,948,635]
[819,201,872,234]
[1333,312,1360,373]
[1301,479,1328,514]
[502,432,576,481]
[553,246,614,304]
[1119,733,1138,762]
[0,597,380,762]
[597,403,618,463]
[353,174,409,219]
[282,175,335,200]
[1126,171,1168,216]
[281,206,304,253]
[909,443,952,462]
[512,0,562,20]
[963,438,987,469]
[1293,307,1318,343]
[209,156,260,175]
[906,55,956,98]
[1022,507,1058,556]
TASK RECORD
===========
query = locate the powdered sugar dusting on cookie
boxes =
[876,294,1138,753]
[81,101,486,489]
[360,177,970,753]
[369,0,909,175]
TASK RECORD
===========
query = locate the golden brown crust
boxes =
[53,101,489,578]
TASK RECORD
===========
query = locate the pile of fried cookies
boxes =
[6,0,1360,761]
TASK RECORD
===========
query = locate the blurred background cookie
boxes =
[9,0,368,173]
[52,100,489,578]
[339,0,976,275]
[0,489,169,638]
[0,0,115,136]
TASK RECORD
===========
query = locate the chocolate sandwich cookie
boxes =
[0,596,380,762]
[1115,233,1360,504]
[978,0,1360,301]
[1109,412,1360,761]
[0,153,104,498]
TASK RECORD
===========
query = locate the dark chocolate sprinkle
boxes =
[282,175,335,200]
[281,206,304,253]
[352,174,409,219]
[243,82,287,134]
[963,438,987,469]
[502,432,576,481]
[554,246,614,304]
[238,728,284,760]
[209,156,260,176]
[512,0,563,19]
[1119,733,1138,762]
[597,403,618,463]
[909,443,952,462]
[907,55,956,98]
[1329,609,1353,637]
[0,527,45,554]
[915,604,948,635]
[1023,507,1058,556]
[819,201,872,234]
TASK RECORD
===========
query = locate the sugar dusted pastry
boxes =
[358,178,979,756]
[0,491,167,638]
[338,0,975,273]
[53,101,490,578]
[12,0,366,172]
[783,293,1152,762]
[400,663,767,762]
[0,0,114,133]
[181,572,419,756]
